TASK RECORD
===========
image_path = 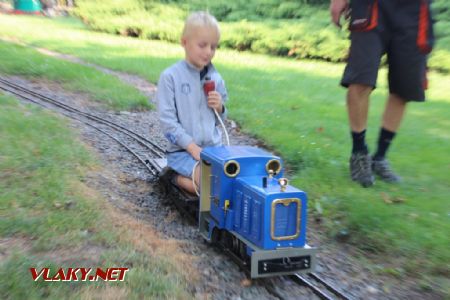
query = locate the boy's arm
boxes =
[186,142,202,161]
[157,72,193,150]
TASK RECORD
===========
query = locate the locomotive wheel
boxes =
[220,230,234,250]
[211,227,221,244]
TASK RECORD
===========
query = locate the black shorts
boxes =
[341,0,434,102]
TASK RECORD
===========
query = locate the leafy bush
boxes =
[74,0,450,72]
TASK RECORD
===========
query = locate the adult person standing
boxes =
[330,0,435,187]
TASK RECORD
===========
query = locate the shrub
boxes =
[74,0,450,73]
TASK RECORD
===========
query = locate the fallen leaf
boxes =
[65,200,74,209]
[409,213,419,219]
[381,192,392,204]
[392,197,405,203]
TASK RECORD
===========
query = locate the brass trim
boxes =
[224,160,240,177]
[224,199,230,212]
[266,159,282,176]
[278,178,289,192]
[271,198,301,241]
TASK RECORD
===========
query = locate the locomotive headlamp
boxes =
[278,178,289,192]
[266,159,281,177]
[224,160,240,177]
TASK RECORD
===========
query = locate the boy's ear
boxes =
[181,37,187,47]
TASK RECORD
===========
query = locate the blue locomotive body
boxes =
[199,146,316,278]
[232,177,308,249]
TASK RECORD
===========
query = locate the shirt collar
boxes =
[183,60,215,76]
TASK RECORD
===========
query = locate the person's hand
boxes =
[207,91,223,113]
[186,142,202,161]
[330,0,349,28]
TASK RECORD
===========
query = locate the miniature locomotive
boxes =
[198,146,316,278]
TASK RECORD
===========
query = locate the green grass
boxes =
[223,52,450,279]
[0,94,190,299]
[0,14,449,287]
[0,41,150,111]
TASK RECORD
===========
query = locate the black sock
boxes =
[351,130,368,154]
[373,128,396,161]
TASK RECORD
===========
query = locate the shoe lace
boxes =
[358,155,370,170]
[353,155,370,175]
[378,160,394,175]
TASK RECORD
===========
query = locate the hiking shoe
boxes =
[349,153,374,187]
[372,158,401,183]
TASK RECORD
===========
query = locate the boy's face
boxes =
[182,26,219,70]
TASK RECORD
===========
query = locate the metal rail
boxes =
[0,77,163,177]
[0,77,165,159]
[291,273,352,300]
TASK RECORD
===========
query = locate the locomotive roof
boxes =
[201,146,278,162]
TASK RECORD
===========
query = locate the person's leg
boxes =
[175,164,200,195]
[346,84,375,187]
[381,93,408,132]
[373,93,407,162]
[371,93,407,182]
[347,84,372,133]
[348,84,371,156]
[167,151,200,194]
[372,0,431,183]
[341,10,385,187]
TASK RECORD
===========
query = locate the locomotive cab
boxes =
[199,146,316,278]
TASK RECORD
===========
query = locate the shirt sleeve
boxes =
[157,71,193,149]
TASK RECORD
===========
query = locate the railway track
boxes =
[0,76,164,178]
[0,76,199,219]
[0,76,353,300]
[291,273,352,300]
[262,272,352,300]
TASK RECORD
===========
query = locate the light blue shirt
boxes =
[157,60,228,153]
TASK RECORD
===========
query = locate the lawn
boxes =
[0,94,191,299]
[0,40,150,111]
[0,14,448,286]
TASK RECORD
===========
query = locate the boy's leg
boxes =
[175,164,201,195]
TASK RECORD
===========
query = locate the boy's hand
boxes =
[186,142,202,161]
[207,91,223,113]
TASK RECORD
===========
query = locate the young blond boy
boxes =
[157,11,228,194]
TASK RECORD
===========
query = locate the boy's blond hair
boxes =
[182,11,220,39]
